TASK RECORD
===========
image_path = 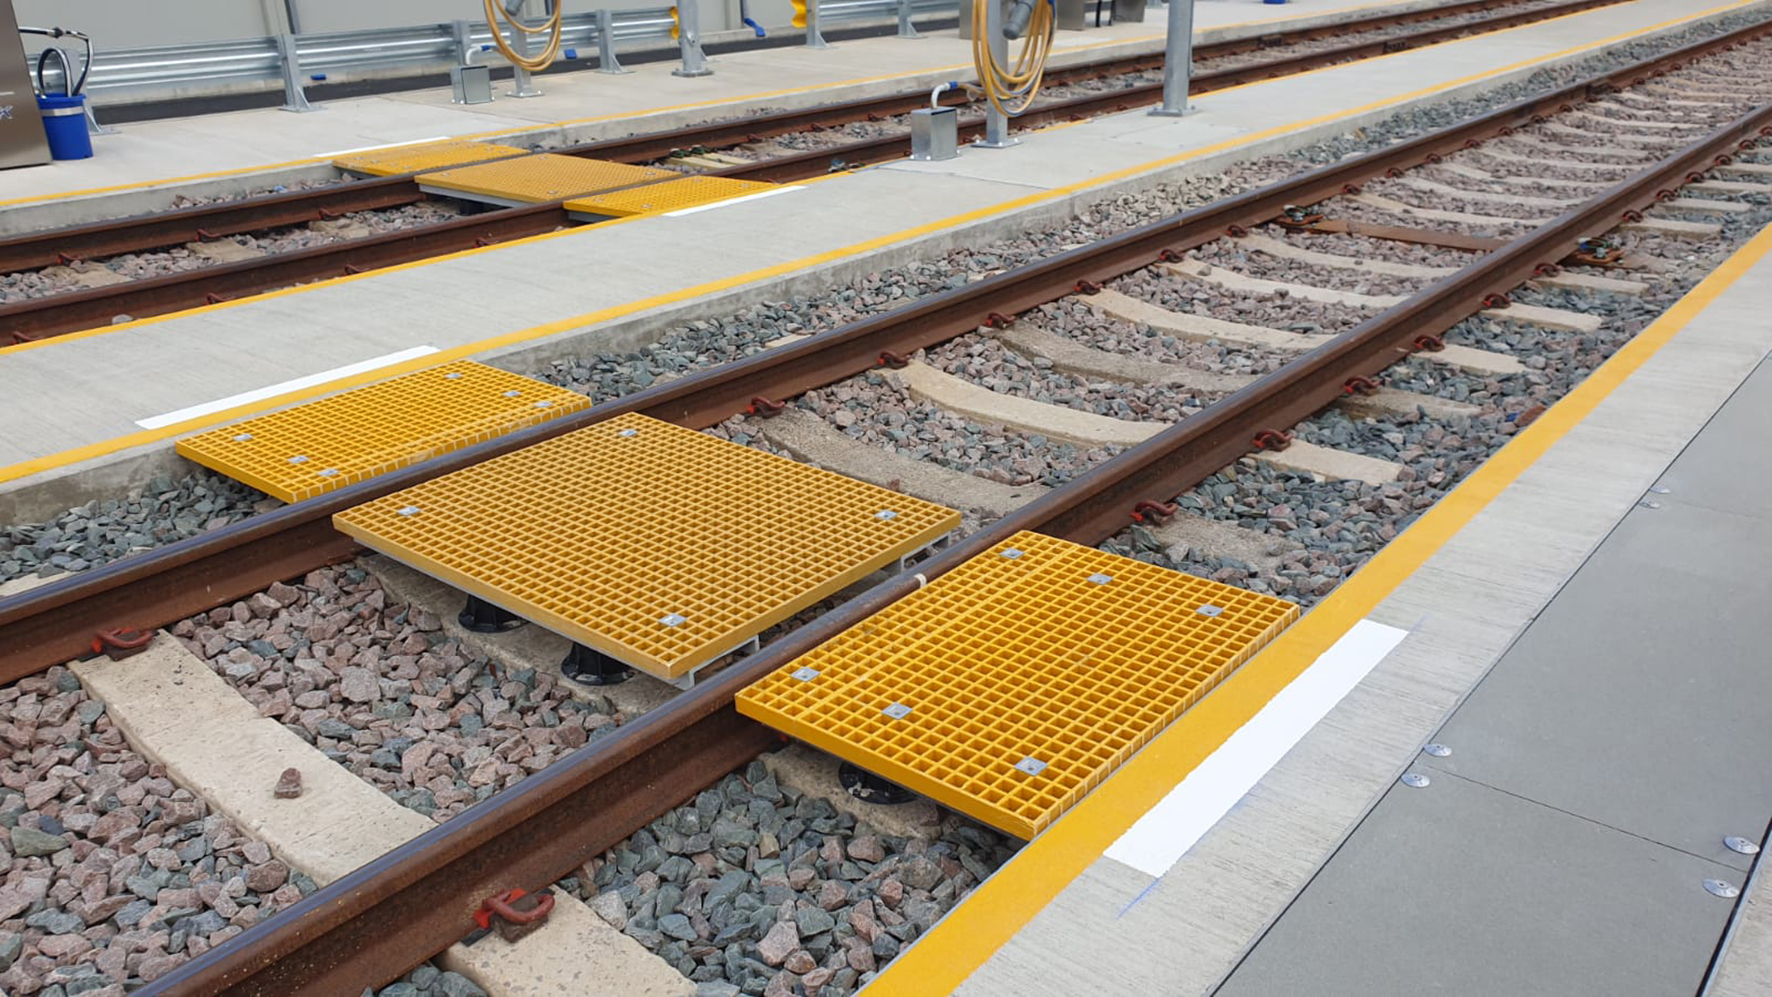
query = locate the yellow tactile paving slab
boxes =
[417,153,677,203]
[737,531,1299,838]
[331,139,530,177]
[176,362,588,503]
[565,176,779,219]
[332,413,961,682]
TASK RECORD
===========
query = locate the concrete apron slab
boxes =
[1,0,1763,526]
[0,0,1464,235]
[73,636,695,997]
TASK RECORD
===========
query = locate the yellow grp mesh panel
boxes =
[332,413,961,680]
[175,362,589,503]
[418,154,677,202]
[736,531,1300,838]
[564,177,777,218]
[331,139,529,177]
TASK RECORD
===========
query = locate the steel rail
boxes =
[0,0,1618,284]
[113,22,1772,994]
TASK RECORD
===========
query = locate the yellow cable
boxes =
[482,0,563,71]
[971,0,1054,117]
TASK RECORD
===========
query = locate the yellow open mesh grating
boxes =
[565,177,778,218]
[176,362,589,503]
[332,414,961,680]
[736,531,1300,838]
[418,153,677,202]
[331,139,529,177]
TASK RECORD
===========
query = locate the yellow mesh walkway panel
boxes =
[418,154,677,202]
[176,362,588,503]
[332,139,529,177]
[332,414,961,681]
[565,177,778,218]
[737,531,1300,838]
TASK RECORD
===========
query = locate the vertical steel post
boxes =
[1149,0,1194,117]
[804,0,831,49]
[897,0,923,39]
[275,33,318,112]
[673,0,713,76]
[596,9,632,73]
[974,0,1014,148]
[507,0,543,97]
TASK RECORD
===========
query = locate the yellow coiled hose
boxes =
[482,0,563,72]
[971,0,1054,117]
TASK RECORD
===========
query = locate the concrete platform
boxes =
[0,0,1762,527]
[0,0,1463,229]
[871,206,1772,992]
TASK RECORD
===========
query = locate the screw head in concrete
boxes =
[1638,500,1662,510]
[1400,773,1431,788]
[1704,879,1742,899]
[1648,484,1671,494]
[1725,836,1761,855]
[1422,743,1452,757]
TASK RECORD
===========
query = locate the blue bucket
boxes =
[38,95,93,161]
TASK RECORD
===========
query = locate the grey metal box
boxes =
[451,64,492,105]
[910,107,958,161]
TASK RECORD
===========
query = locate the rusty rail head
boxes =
[137,23,1772,993]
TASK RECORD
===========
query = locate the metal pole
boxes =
[451,18,474,64]
[507,0,543,97]
[804,0,830,49]
[275,33,318,112]
[596,9,632,73]
[1149,0,1194,117]
[897,0,923,39]
[283,0,304,35]
[975,0,1014,148]
[673,0,712,76]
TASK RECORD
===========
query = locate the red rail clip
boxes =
[474,889,554,944]
[55,252,81,266]
[1533,263,1560,277]
[1412,333,1446,353]
[1342,183,1363,195]
[475,235,499,248]
[1343,376,1380,396]
[876,350,910,369]
[1252,429,1294,452]
[1225,224,1247,238]
[91,629,154,662]
[1423,153,1442,165]
[1654,189,1676,203]
[1130,500,1178,525]
[1621,209,1644,223]
[984,312,1015,329]
[205,292,229,305]
[1075,280,1101,295]
[746,396,786,417]
[195,228,219,240]
[1482,293,1511,309]
[318,207,343,220]
[1158,248,1184,263]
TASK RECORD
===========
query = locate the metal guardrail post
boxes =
[595,9,632,73]
[451,19,474,64]
[804,0,831,49]
[897,0,923,38]
[673,0,712,76]
[275,33,318,112]
[1149,0,1193,116]
[975,0,1013,148]
[507,0,543,97]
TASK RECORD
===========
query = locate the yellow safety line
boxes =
[0,0,1750,488]
[866,210,1772,996]
[0,0,1612,208]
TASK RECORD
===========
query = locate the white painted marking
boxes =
[1103,618,1410,878]
[314,136,451,158]
[134,346,440,430]
[661,185,807,217]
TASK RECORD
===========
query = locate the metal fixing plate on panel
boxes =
[418,153,677,203]
[176,361,589,503]
[331,413,961,681]
[332,139,529,177]
[735,531,1299,838]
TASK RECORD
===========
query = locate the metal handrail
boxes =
[31,1,957,102]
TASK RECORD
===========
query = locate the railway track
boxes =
[0,16,1769,997]
[0,0,1629,346]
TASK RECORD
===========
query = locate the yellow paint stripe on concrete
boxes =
[866,205,1772,997]
[0,0,1754,488]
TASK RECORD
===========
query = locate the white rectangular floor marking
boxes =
[313,136,451,158]
[662,185,806,217]
[135,346,441,430]
[1103,618,1410,879]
